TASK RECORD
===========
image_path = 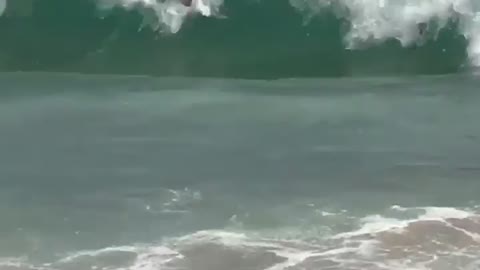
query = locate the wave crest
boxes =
[289,0,480,66]
[96,0,223,33]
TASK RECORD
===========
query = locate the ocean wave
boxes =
[94,0,480,66]
[291,0,480,65]
[102,0,480,65]
[0,0,479,77]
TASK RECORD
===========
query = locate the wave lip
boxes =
[292,0,480,67]
[96,0,223,33]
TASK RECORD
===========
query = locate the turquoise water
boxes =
[1,73,480,269]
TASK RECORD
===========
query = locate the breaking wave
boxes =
[1,0,480,78]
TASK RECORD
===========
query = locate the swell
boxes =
[0,0,475,78]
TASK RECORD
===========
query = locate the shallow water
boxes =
[1,73,480,269]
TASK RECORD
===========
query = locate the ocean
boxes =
[1,1,480,270]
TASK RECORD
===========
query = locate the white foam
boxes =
[391,205,476,220]
[174,230,252,247]
[54,244,182,270]
[4,206,477,270]
[419,206,473,220]
[0,257,25,267]
[172,230,321,270]
[264,250,314,270]
[462,12,480,65]
[318,210,339,216]
[129,246,183,270]
[0,257,53,270]
[83,230,314,270]
[96,0,223,33]
[335,206,476,239]
[0,0,6,16]
[334,214,408,238]
[58,245,139,263]
[291,0,480,66]
[390,205,408,211]
[9,213,480,270]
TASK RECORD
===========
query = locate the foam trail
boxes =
[334,206,476,239]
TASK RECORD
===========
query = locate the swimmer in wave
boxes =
[418,22,427,37]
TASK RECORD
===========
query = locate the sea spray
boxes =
[290,0,480,66]
[96,0,223,33]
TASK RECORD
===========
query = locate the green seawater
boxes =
[0,0,471,78]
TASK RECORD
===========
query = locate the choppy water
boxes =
[1,73,480,270]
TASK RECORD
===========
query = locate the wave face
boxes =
[0,0,479,78]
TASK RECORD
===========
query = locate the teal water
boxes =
[1,73,480,270]
[2,1,480,269]
[0,0,477,78]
